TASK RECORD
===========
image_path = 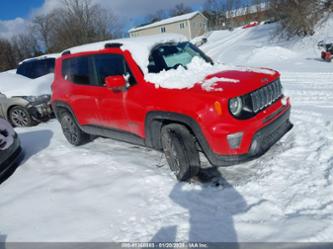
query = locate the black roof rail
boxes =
[62,50,71,56]
[105,43,123,49]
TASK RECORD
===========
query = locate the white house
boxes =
[129,11,208,40]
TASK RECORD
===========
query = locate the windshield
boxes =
[148,42,213,73]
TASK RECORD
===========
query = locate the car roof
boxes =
[19,53,61,65]
[62,33,188,74]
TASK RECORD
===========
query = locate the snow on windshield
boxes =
[164,52,193,68]
[145,57,276,91]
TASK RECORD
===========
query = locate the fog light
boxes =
[281,96,289,106]
[227,132,243,149]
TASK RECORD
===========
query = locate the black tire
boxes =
[8,106,34,127]
[60,111,90,146]
[161,124,200,181]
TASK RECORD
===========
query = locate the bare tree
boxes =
[203,0,227,30]
[11,33,41,63]
[0,39,16,72]
[34,0,120,52]
[169,3,193,17]
[32,13,56,52]
[269,0,326,37]
[145,9,169,24]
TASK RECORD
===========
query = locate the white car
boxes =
[0,54,58,127]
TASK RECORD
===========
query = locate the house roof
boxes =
[129,11,207,33]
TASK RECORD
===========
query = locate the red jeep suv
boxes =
[51,34,293,181]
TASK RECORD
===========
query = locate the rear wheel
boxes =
[161,124,200,181]
[60,111,90,146]
[9,106,34,127]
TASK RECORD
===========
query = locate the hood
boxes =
[145,58,280,97]
[193,68,280,98]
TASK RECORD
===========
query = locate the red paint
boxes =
[242,22,259,29]
[52,47,291,156]
[321,51,332,62]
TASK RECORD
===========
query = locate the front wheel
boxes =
[60,111,90,146]
[8,106,34,127]
[161,124,200,181]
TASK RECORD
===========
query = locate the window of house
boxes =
[62,56,93,85]
[161,27,166,33]
[180,23,185,29]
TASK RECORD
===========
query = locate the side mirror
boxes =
[104,75,126,91]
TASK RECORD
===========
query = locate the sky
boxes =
[0,0,44,20]
[0,0,207,39]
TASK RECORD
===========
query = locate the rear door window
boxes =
[62,57,94,85]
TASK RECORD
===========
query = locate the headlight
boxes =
[22,95,50,103]
[22,96,38,102]
[229,97,243,116]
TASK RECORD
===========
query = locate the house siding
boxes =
[189,14,208,39]
[129,13,208,40]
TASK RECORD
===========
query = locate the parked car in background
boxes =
[243,21,259,29]
[0,55,57,127]
[0,118,23,184]
[52,34,293,181]
[17,55,56,79]
[318,40,333,62]
[193,36,208,47]
[0,93,52,127]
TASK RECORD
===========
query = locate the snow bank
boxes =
[65,34,187,75]
[145,57,275,90]
[247,46,298,64]
[0,71,53,97]
[201,17,333,72]
[0,119,15,150]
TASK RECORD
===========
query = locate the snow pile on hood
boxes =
[145,57,276,90]
[201,77,239,92]
[65,33,187,75]
[0,72,54,98]
[0,118,15,150]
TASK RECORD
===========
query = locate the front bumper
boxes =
[27,101,53,122]
[205,108,293,167]
[0,135,24,183]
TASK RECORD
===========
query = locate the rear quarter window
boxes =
[62,57,93,85]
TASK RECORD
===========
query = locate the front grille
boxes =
[250,79,283,113]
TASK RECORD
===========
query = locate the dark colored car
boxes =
[17,57,55,79]
[0,118,23,184]
[52,35,293,181]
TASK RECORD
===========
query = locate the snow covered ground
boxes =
[0,20,333,243]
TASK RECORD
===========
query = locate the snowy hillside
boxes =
[0,19,333,243]
[202,18,333,73]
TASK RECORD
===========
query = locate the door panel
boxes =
[91,54,130,131]
[62,56,101,126]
